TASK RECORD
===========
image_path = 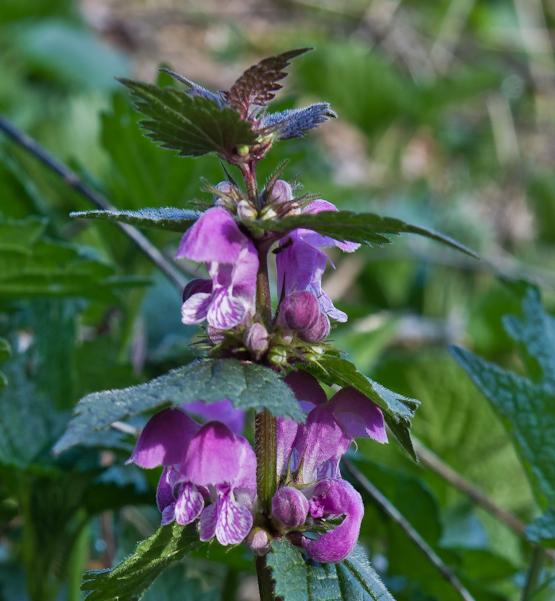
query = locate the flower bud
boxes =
[244,322,269,353]
[299,313,330,343]
[281,291,320,332]
[272,180,293,205]
[261,206,277,220]
[182,278,212,303]
[237,199,257,219]
[214,181,235,209]
[246,527,271,556]
[272,487,309,528]
[207,326,225,344]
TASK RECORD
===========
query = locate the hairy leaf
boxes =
[299,357,420,460]
[82,523,201,601]
[226,48,312,113]
[526,508,555,548]
[267,541,395,601]
[70,208,199,233]
[264,103,337,140]
[242,210,479,258]
[118,78,259,158]
[451,286,555,508]
[159,68,226,106]
[54,358,303,454]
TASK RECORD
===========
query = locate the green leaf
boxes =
[70,208,199,232]
[299,357,420,460]
[54,358,303,454]
[81,523,201,601]
[0,337,11,390]
[267,541,395,601]
[226,48,312,112]
[526,508,555,548]
[0,216,47,253]
[242,210,479,258]
[0,217,149,301]
[451,286,555,508]
[118,78,259,159]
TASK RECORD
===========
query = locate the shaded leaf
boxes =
[54,358,303,454]
[264,103,337,140]
[226,48,312,114]
[267,541,395,601]
[451,286,555,508]
[0,337,10,390]
[242,210,479,258]
[82,523,201,601]
[299,357,420,460]
[118,78,259,159]
[0,217,149,301]
[70,208,199,233]
[526,508,555,548]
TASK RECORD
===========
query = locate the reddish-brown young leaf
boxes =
[225,48,312,116]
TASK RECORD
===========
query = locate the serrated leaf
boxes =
[451,286,555,508]
[226,48,312,114]
[264,103,337,140]
[118,78,259,158]
[267,541,395,601]
[526,508,555,548]
[82,523,201,601]
[54,358,303,454]
[299,357,420,460]
[241,210,479,258]
[70,208,199,232]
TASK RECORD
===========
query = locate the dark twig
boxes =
[0,114,189,291]
[343,458,477,601]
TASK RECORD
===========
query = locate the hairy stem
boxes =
[240,161,259,211]
[256,243,273,330]
[256,556,274,601]
[521,545,544,601]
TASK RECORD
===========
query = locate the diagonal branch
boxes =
[0,114,189,291]
[343,458,477,601]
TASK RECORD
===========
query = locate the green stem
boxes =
[256,555,275,601]
[256,243,273,330]
[255,409,277,515]
[521,545,544,601]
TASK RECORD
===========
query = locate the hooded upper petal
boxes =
[180,421,256,490]
[176,208,247,263]
[127,408,201,469]
[284,370,328,412]
[299,200,360,253]
[295,405,353,483]
[327,387,388,443]
[303,479,364,563]
[182,399,245,435]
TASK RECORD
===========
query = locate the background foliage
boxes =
[2,0,555,599]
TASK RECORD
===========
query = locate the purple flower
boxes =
[271,376,387,563]
[302,479,364,563]
[182,399,245,435]
[127,408,256,546]
[276,200,359,327]
[177,208,259,330]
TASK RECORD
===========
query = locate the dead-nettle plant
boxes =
[56,48,478,601]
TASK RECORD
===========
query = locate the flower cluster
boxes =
[177,179,358,352]
[128,372,387,562]
[126,177,384,563]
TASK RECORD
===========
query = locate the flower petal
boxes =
[206,287,246,329]
[276,417,299,476]
[174,482,204,525]
[182,399,245,435]
[176,208,247,263]
[127,408,201,469]
[156,466,178,512]
[303,479,364,563]
[181,292,212,324]
[180,421,256,488]
[284,371,327,412]
[272,486,309,528]
[327,387,388,443]
[161,504,176,526]
[216,490,254,545]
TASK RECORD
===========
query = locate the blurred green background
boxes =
[2,0,555,599]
